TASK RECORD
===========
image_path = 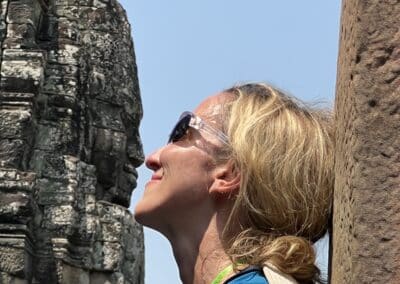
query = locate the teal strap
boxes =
[211,264,233,284]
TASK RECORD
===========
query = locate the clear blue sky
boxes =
[120,1,342,283]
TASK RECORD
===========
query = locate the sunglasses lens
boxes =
[168,114,192,143]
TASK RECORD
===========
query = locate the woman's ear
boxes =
[209,160,241,195]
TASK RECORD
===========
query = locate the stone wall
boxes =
[0,0,144,283]
[332,0,400,283]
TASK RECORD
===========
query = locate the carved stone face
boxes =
[81,7,145,207]
[90,90,144,207]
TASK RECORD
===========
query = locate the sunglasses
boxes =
[168,111,229,145]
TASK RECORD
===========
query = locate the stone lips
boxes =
[0,0,144,283]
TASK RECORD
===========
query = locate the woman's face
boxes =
[134,94,228,233]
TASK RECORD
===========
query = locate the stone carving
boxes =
[332,0,400,283]
[0,0,144,283]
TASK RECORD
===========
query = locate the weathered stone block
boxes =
[29,151,68,179]
[0,110,32,139]
[2,49,45,61]
[35,178,75,205]
[92,128,126,157]
[0,172,36,197]
[92,241,121,271]
[117,170,136,200]
[60,263,90,284]
[6,0,42,26]
[47,95,77,111]
[33,123,63,151]
[0,169,35,189]
[72,214,97,239]
[47,44,80,66]
[42,205,75,228]
[0,1,8,22]
[0,140,28,169]
[0,77,38,94]
[44,62,79,78]
[54,4,78,19]
[0,191,31,223]
[42,74,78,96]
[0,92,35,104]
[89,271,114,284]
[57,0,79,6]
[121,217,142,255]
[1,60,43,81]
[79,6,121,32]
[1,49,45,94]
[91,101,125,131]
[2,23,37,49]
[96,202,124,222]
[57,18,80,43]
[76,165,97,195]
[0,246,25,274]
[0,235,32,279]
[98,221,122,242]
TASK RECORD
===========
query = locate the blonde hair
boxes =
[219,83,334,283]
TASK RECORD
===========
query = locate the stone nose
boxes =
[127,131,145,168]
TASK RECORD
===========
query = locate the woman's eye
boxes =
[178,128,192,142]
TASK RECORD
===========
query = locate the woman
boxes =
[135,83,334,284]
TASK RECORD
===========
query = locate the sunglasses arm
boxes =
[190,116,230,145]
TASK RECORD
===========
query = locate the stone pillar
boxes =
[332,0,400,283]
[0,0,144,283]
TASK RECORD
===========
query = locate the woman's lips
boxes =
[151,174,162,180]
[146,171,163,187]
[145,174,162,187]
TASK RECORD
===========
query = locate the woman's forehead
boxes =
[194,92,231,119]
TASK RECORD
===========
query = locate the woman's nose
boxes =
[145,147,163,171]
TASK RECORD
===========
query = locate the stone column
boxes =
[0,0,144,283]
[332,0,400,283]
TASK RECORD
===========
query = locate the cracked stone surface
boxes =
[0,0,144,283]
[332,0,400,283]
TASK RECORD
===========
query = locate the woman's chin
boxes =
[134,202,160,228]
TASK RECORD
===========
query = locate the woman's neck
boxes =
[168,218,233,284]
